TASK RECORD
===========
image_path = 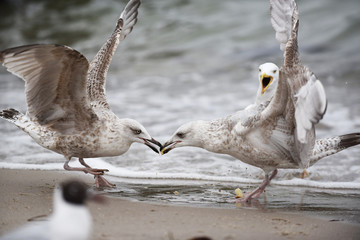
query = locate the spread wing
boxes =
[270,0,297,54]
[272,0,327,144]
[87,0,141,109]
[285,68,327,143]
[267,0,327,167]
[237,0,327,168]
[256,0,302,123]
[0,44,97,134]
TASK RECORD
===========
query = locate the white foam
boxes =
[0,162,63,170]
[272,178,360,190]
[2,159,360,190]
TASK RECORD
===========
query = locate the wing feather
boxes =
[270,0,299,66]
[0,44,97,134]
[293,71,327,143]
[270,0,296,51]
[263,0,327,168]
[87,0,141,109]
[119,0,140,41]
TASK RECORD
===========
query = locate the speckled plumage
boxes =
[0,0,161,187]
[162,0,360,201]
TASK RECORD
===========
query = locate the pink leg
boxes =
[94,175,116,188]
[78,158,109,173]
[63,158,115,188]
[241,169,278,202]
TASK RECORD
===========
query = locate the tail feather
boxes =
[338,132,360,149]
[310,132,360,165]
[1,108,55,150]
[0,108,23,123]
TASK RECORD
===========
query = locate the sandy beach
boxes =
[0,169,359,240]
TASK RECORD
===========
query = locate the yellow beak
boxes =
[260,73,273,95]
[160,148,166,155]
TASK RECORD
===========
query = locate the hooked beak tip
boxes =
[141,137,162,154]
[160,147,166,155]
[160,141,180,155]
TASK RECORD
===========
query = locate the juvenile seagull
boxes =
[0,180,103,240]
[161,0,360,202]
[0,0,161,187]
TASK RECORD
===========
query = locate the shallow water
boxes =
[0,0,360,223]
[105,177,360,223]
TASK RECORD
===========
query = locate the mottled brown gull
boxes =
[161,0,360,202]
[0,0,161,188]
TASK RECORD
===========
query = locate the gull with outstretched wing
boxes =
[0,0,162,188]
[161,0,359,202]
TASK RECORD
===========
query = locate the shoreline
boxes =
[0,169,359,240]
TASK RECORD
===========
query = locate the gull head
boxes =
[120,119,162,154]
[258,62,279,99]
[161,121,205,155]
[58,180,104,206]
[61,180,89,205]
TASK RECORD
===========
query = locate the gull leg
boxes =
[300,169,309,179]
[63,158,115,188]
[78,158,92,168]
[64,159,104,175]
[79,158,109,173]
[79,158,115,187]
[241,169,278,202]
[94,175,116,188]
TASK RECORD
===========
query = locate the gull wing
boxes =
[269,0,299,65]
[87,0,141,109]
[267,0,327,167]
[247,0,301,124]
[284,68,327,144]
[274,0,327,145]
[0,44,97,134]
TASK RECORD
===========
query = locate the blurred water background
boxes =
[0,0,359,222]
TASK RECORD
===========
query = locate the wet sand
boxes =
[0,169,359,240]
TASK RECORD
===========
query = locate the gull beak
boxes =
[160,141,181,155]
[141,137,163,154]
[260,73,273,95]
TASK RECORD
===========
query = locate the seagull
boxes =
[160,0,360,202]
[0,180,103,240]
[0,0,161,188]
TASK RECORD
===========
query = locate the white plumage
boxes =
[0,181,97,240]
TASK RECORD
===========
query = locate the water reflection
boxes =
[104,178,360,223]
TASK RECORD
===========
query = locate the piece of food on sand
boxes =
[235,188,243,199]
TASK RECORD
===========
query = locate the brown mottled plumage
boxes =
[161,0,360,202]
[0,0,162,188]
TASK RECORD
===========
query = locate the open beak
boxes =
[160,140,181,155]
[140,137,163,154]
[260,73,273,95]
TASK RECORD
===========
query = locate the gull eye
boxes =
[176,132,185,138]
[258,68,261,72]
[273,70,277,74]
[132,128,142,135]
